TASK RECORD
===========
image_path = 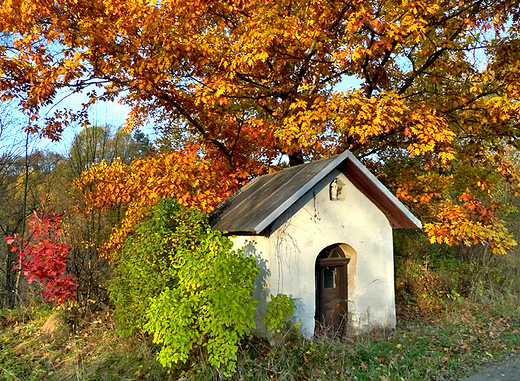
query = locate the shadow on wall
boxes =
[240,240,271,334]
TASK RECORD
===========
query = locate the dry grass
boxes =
[2,247,520,381]
[1,295,519,381]
[0,305,177,381]
[225,296,520,381]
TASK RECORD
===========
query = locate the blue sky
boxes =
[3,74,363,157]
[36,91,134,155]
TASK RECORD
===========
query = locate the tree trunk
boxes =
[288,151,304,166]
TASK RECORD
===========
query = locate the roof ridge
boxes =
[210,151,421,233]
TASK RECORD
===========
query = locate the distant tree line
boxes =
[0,122,153,308]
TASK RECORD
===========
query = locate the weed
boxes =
[1,296,519,381]
[2,238,520,381]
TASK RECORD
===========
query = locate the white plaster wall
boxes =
[231,169,396,338]
[230,235,272,337]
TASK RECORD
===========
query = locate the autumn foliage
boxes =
[6,212,77,304]
[2,0,520,254]
[75,144,240,257]
[424,191,517,255]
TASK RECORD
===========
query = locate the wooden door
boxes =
[316,247,349,332]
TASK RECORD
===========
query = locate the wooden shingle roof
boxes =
[210,151,422,234]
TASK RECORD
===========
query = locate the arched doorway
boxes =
[315,245,350,333]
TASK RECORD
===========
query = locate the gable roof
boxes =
[210,151,422,234]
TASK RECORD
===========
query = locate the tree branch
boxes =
[158,93,236,171]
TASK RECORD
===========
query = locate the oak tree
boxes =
[2,0,520,255]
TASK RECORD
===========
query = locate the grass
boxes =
[1,251,520,381]
[0,305,176,381]
[1,295,520,380]
[225,296,520,381]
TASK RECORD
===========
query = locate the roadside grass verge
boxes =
[1,294,520,381]
[222,295,520,381]
[2,246,520,381]
[0,305,175,381]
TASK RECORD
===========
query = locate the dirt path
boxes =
[457,355,520,381]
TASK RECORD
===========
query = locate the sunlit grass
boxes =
[1,253,520,381]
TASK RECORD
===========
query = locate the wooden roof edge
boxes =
[208,172,266,228]
[343,152,422,229]
[252,151,352,233]
[211,151,422,233]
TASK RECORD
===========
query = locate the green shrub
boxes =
[263,293,296,333]
[109,199,259,373]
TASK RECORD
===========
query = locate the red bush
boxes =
[7,211,77,304]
